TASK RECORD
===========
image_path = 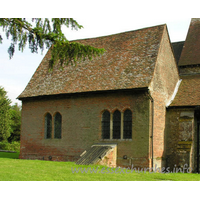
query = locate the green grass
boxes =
[0,152,200,181]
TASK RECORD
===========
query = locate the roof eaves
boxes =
[17,87,149,100]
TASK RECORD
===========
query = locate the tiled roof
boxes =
[76,145,113,165]
[170,74,200,106]
[172,41,184,65]
[179,18,200,66]
[18,24,165,99]
[170,18,200,107]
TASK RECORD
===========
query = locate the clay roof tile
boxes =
[18,24,165,99]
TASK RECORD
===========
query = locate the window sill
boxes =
[44,138,62,140]
[100,139,132,142]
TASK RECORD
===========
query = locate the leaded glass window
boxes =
[113,110,121,139]
[102,110,110,139]
[45,113,52,139]
[123,109,132,139]
[54,112,62,139]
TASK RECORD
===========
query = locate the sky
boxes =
[0,0,198,106]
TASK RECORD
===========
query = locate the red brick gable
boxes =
[18,24,165,99]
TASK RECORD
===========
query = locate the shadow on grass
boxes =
[0,152,19,159]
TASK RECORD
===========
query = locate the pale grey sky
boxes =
[0,0,197,105]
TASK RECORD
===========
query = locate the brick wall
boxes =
[20,90,151,168]
[149,26,180,168]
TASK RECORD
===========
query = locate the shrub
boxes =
[0,141,20,152]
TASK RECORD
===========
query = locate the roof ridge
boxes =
[70,24,166,42]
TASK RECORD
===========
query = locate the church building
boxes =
[18,18,200,172]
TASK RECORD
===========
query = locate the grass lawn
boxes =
[0,152,200,181]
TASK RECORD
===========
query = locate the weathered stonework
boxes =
[165,108,196,171]
[96,144,117,168]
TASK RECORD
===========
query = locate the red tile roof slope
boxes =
[170,75,200,106]
[18,25,165,99]
[170,18,200,107]
[179,18,200,66]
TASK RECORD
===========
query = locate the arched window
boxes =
[123,109,132,139]
[54,112,62,139]
[45,113,52,139]
[113,110,121,139]
[102,110,110,139]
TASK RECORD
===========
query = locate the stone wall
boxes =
[165,108,196,171]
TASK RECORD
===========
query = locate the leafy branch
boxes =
[0,18,105,69]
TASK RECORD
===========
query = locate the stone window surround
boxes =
[44,112,62,139]
[101,109,132,141]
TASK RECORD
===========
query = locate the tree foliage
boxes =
[0,18,105,69]
[0,86,11,141]
[0,87,21,142]
[8,103,21,142]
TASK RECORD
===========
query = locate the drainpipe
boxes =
[147,90,154,170]
[197,112,200,173]
[195,109,200,173]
